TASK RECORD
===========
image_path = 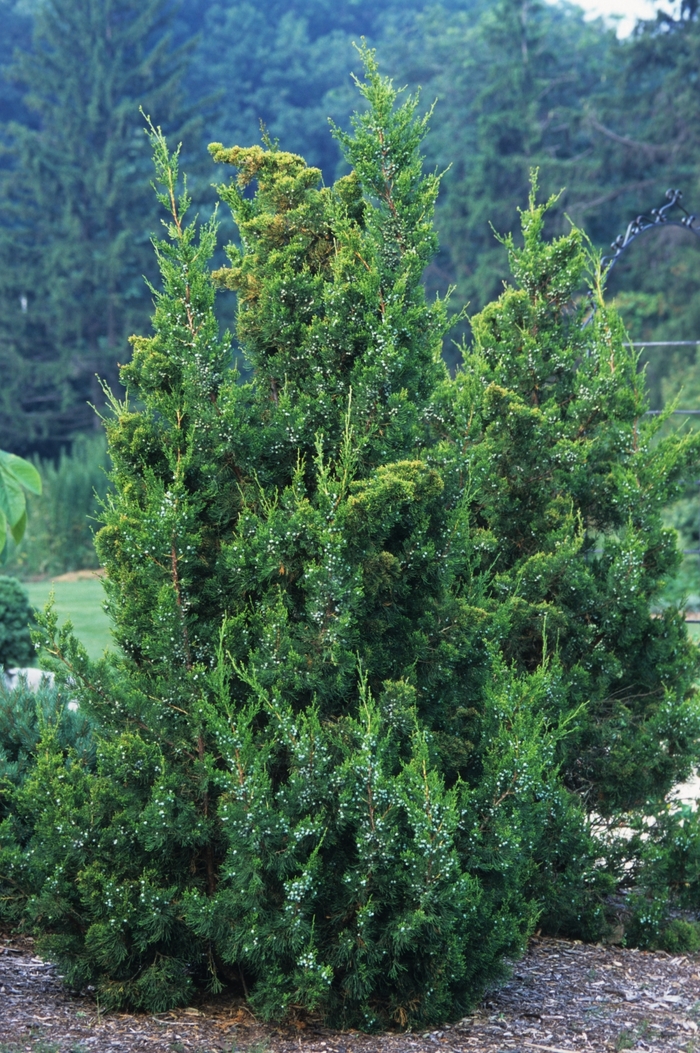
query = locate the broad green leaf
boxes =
[0,462,27,529]
[0,451,42,496]
[0,507,7,555]
[10,507,27,544]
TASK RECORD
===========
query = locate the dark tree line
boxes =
[2,0,700,454]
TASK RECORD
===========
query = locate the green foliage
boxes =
[192,0,477,180]
[0,674,94,813]
[0,57,589,1027]
[660,917,700,953]
[5,0,700,456]
[0,0,192,455]
[3,435,109,579]
[0,1,32,129]
[384,1,700,396]
[25,578,112,662]
[2,51,699,1029]
[189,655,567,1027]
[600,797,700,952]
[452,184,700,815]
[387,0,614,345]
[0,450,41,554]
[5,0,700,454]
[0,632,96,938]
[0,577,35,670]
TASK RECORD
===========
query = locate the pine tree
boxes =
[0,0,191,455]
[0,55,584,1026]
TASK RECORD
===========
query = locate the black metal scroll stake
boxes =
[583,188,700,327]
[582,191,700,591]
[602,187,700,275]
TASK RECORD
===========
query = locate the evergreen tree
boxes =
[0,0,33,131]
[0,0,191,455]
[0,56,584,1026]
[586,2,700,406]
[388,1,613,326]
[3,49,698,1028]
[451,184,700,814]
[191,0,480,182]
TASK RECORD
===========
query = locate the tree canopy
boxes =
[0,0,192,454]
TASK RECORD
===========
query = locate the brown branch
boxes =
[586,116,670,159]
[567,179,658,219]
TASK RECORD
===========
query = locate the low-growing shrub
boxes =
[0,577,35,669]
[659,918,700,953]
[0,674,94,800]
[606,798,700,949]
[0,674,94,927]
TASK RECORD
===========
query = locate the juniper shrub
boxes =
[2,53,699,1026]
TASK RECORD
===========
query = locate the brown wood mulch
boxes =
[0,936,698,1053]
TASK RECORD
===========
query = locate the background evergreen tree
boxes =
[191,0,480,182]
[0,0,33,131]
[0,0,192,455]
[386,0,614,357]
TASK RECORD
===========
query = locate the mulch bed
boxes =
[1,935,698,1053]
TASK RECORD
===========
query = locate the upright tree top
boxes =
[207,46,449,482]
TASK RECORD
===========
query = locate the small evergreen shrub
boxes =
[659,918,700,953]
[0,675,94,927]
[0,577,34,668]
[605,797,700,950]
[0,675,94,800]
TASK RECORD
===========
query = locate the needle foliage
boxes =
[455,187,700,816]
[1,50,698,1028]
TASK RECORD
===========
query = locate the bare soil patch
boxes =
[0,936,698,1052]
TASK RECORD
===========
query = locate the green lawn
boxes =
[687,621,700,643]
[25,576,113,660]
